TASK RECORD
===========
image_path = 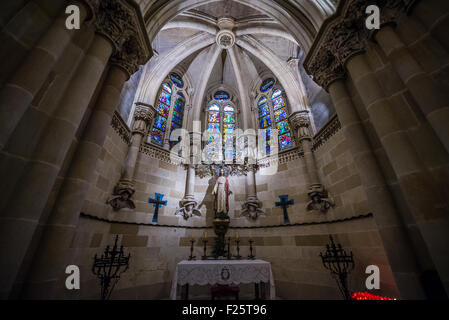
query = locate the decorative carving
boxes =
[194,163,257,178]
[106,179,135,211]
[140,143,185,165]
[216,30,235,49]
[306,184,335,213]
[313,115,342,150]
[132,105,154,135]
[241,197,265,220]
[175,197,201,220]
[304,0,418,90]
[93,0,152,78]
[111,111,131,144]
[289,111,313,142]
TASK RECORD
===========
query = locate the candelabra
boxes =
[202,239,208,260]
[92,235,130,300]
[319,235,355,300]
[188,238,196,260]
[248,239,255,259]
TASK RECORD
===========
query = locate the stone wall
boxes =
[61,112,399,300]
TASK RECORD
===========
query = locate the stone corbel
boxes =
[241,164,265,220]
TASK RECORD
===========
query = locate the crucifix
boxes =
[275,195,294,224]
[148,193,167,223]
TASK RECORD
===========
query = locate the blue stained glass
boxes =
[258,96,267,106]
[261,78,275,92]
[208,123,220,132]
[157,103,169,117]
[159,91,171,105]
[279,133,293,150]
[224,113,235,124]
[274,108,288,122]
[170,73,184,88]
[224,124,235,134]
[162,82,172,93]
[171,121,181,130]
[172,110,182,124]
[151,128,164,145]
[273,97,285,110]
[207,133,220,143]
[223,135,233,145]
[214,91,230,102]
[258,104,269,117]
[209,104,220,111]
[272,89,282,99]
[260,115,271,129]
[209,111,220,123]
[154,115,167,131]
[276,120,290,134]
[223,104,234,112]
[174,97,185,112]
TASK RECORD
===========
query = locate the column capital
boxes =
[132,104,155,134]
[304,0,417,90]
[92,0,153,78]
[289,111,312,141]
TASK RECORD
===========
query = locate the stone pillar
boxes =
[108,104,155,211]
[175,132,202,220]
[289,110,334,213]
[0,0,97,149]
[375,25,449,153]
[328,79,426,299]
[0,33,114,299]
[346,53,449,295]
[241,131,264,219]
[22,65,129,298]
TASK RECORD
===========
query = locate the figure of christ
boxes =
[212,169,232,217]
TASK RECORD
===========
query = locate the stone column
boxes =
[22,65,130,298]
[0,33,114,299]
[0,1,93,149]
[375,25,449,153]
[328,79,426,299]
[175,132,202,220]
[241,131,264,220]
[108,104,155,211]
[289,111,334,213]
[346,53,449,295]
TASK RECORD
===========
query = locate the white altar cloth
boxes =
[170,259,276,300]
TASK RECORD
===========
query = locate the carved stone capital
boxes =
[304,0,418,90]
[93,0,152,78]
[289,111,312,141]
[132,105,155,134]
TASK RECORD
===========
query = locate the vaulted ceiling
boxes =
[131,0,337,130]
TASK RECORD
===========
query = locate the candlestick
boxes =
[236,232,239,240]
[189,238,196,260]
[227,237,231,260]
[235,238,241,260]
[202,239,208,260]
[248,239,255,259]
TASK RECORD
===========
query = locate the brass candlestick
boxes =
[188,238,196,260]
[248,239,255,259]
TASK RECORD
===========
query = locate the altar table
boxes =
[170,260,276,300]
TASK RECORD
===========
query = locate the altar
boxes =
[170,260,276,300]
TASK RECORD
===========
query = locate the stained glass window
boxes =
[151,81,185,148]
[257,87,293,154]
[206,101,237,161]
[151,83,172,145]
